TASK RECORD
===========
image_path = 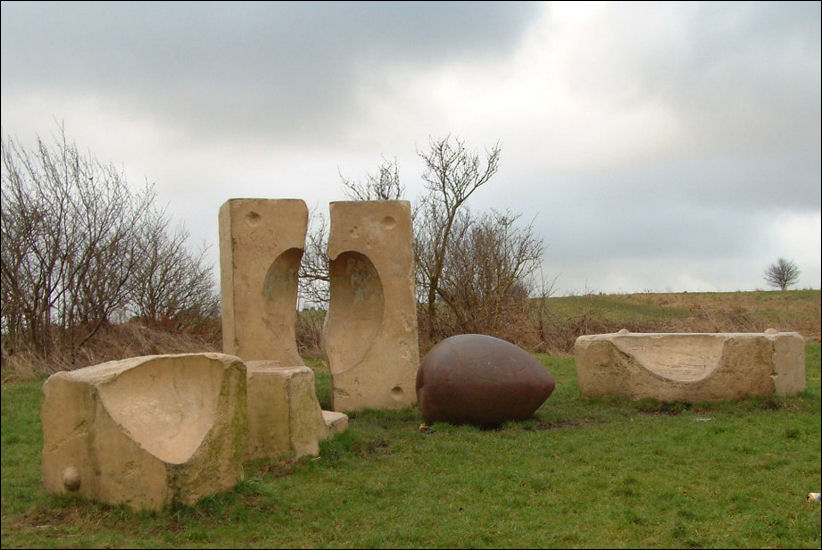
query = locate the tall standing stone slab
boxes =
[219,198,307,364]
[41,353,247,511]
[323,200,420,412]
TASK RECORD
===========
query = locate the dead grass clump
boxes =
[1,321,221,379]
[531,289,820,352]
[415,299,541,355]
[296,309,325,360]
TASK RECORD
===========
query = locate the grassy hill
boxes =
[538,289,820,352]
[1,289,819,380]
[3,346,819,548]
[2,289,819,547]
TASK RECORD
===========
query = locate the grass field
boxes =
[537,289,821,352]
[2,341,820,548]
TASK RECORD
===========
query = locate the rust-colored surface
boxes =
[416,334,555,427]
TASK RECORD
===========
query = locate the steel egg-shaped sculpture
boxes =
[416,334,556,427]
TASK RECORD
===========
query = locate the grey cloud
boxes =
[1,1,539,144]
[481,160,795,268]
[647,2,820,156]
[534,2,820,215]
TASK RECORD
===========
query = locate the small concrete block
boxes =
[322,410,349,437]
[245,362,334,460]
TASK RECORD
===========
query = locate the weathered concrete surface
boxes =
[574,331,806,402]
[41,353,247,511]
[245,362,347,461]
[322,200,420,412]
[417,334,556,427]
[322,410,349,436]
[219,198,307,364]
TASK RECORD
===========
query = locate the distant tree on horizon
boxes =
[764,258,800,291]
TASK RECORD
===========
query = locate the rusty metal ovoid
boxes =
[416,334,555,427]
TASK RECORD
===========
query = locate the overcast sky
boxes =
[2,1,820,296]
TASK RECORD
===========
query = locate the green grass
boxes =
[2,347,820,548]
[544,289,821,331]
[546,294,693,324]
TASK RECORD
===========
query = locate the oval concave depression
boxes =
[99,355,223,464]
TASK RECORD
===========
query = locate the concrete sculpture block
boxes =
[245,362,348,461]
[41,353,247,511]
[219,198,307,364]
[323,200,420,412]
[574,330,806,402]
[417,334,556,427]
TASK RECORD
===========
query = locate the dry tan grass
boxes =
[1,321,221,381]
[3,290,818,379]
[537,289,820,353]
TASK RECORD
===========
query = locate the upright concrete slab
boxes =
[41,353,247,511]
[245,362,347,461]
[219,198,307,364]
[323,200,420,412]
[574,330,806,402]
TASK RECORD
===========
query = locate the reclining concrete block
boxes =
[323,200,420,412]
[245,362,348,461]
[219,198,307,364]
[574,330,806,402]
[41,353,247,511]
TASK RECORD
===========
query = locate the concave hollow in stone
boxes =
[99,356,224,464]
[612,334,724,383]
[324,251,384,374]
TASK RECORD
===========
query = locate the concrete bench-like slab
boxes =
[574,330,805,402]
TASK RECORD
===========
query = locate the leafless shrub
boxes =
[303,136,549,353]
[295,309,325,360]
[340,156,404,201]
[434,209,543,341]
[129,210,219,329]
[1,126,219,369]
[298,204,330,309]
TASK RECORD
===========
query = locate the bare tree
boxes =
[297,136,548,350]
[764,258,800,290]
[414,135,501,338]
[129,210,219,329]
[60,160,153,354]
[530,266,559,350]
[436,209,543,338]
[1,125,219,363]
[298,204,331,308]
[340,156,404,201]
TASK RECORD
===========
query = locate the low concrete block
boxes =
[41,353,247,511]
[322,410,349,436]
[245,362,347,461]
[574,330,806,402]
